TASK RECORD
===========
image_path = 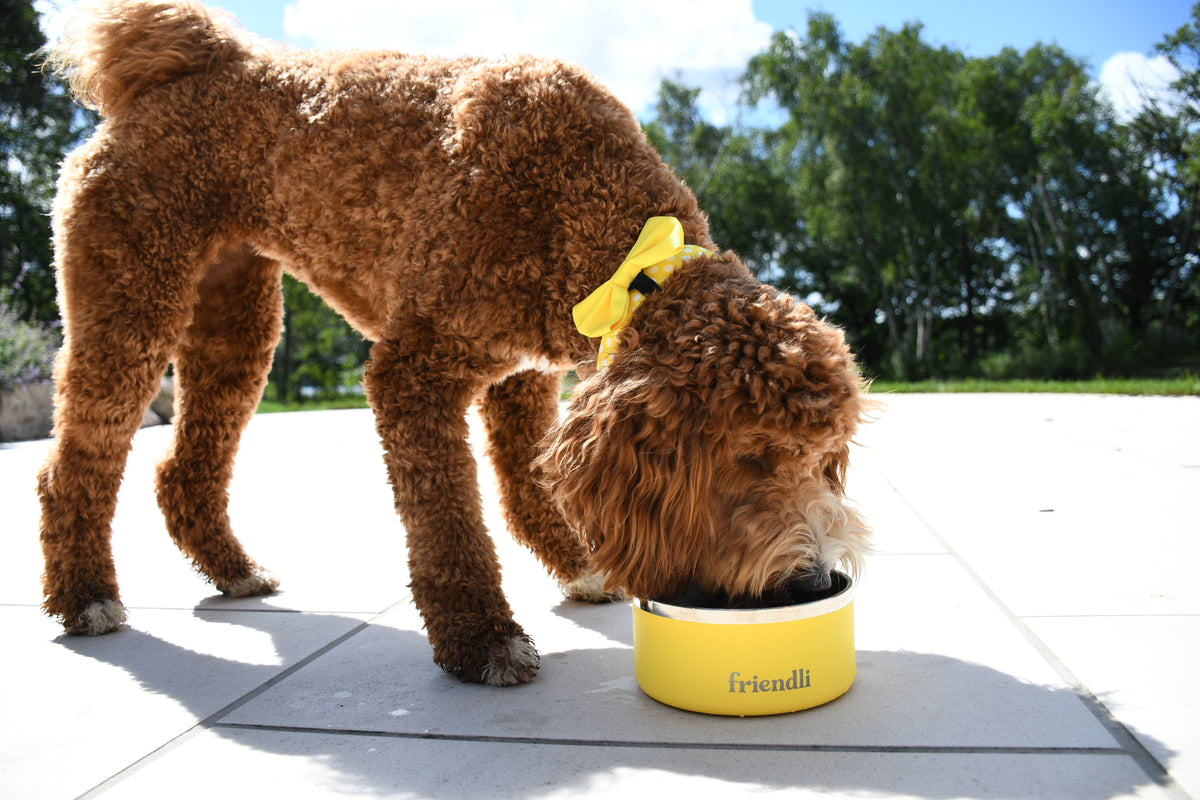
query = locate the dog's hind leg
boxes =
[365,338,540,685]
[38,332,168,635]
[480,370,613,602]
[37,217,198,636]
[154,244,283,597]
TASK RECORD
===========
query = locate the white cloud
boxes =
[281,0,773,121]
[34,0,75,41]
[1099,52,1179,122]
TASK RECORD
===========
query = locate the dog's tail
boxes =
[43,0,249,117]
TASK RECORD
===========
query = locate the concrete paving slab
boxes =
[842,458,949,555]
[0,412,412,613]
[854,394,1199,798]
[91,727,1176,800]
[3,395,1195,799]
[1026,615,1200,797]
[857,395,1200,618]
[0,435,57,606]
[0,605,368,799]
[218,554,1119,752]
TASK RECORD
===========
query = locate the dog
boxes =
[38,0,870,685]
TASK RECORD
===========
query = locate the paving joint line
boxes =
[77,599,409,798]
[202,599,412,727]
[208,722,1132,756]
[881,474,1192,799]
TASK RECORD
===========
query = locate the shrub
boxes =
[0,292,61,391]
[975,344,1092,381]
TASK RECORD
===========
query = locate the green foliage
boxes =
[0,289,59,390]
[2,0,94,325]
[265,275,371,404]
[256,396,369,414]
[648,10,1200,381]
[644,81,799,283]
[871,374,1199,396]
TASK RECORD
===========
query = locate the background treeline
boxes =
[3,3,1198,399]
[649,11,1200,381]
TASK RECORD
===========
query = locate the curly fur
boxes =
[44,0,248,117]
[37,0,868,686]
[538,262,870,601]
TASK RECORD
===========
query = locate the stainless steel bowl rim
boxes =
[637,570,854,625]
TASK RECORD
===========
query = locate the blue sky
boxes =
[37,0,1192,121]
[757,0,1190,70]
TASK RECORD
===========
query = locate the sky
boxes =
[35,0,1193,123]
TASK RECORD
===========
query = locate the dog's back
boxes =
[47,0,707,344]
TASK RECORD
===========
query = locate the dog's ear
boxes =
[537,369,714,599]
[821,443,850,496]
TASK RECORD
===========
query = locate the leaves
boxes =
[655,10,1200,379]
[0,290,59,391]
[1,0,94,325]
[267,276,371,404]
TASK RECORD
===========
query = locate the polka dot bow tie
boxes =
[572,216,712,369]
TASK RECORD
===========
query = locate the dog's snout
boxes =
[785,568,833,603]
[797,568,833,591]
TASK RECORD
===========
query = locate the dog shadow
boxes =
[57,600,1177,800]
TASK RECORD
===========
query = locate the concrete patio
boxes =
[1,393,1196,799]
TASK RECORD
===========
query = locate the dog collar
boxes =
[573,216,711,369]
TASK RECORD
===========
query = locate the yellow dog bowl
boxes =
[632,571,856,716]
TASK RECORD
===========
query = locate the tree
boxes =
[267,276,371,403]
[1,0,93,324]
[1142,2,1200,353]
[745,15,980,378]
[644,80,798,284]
[968,44,1124,373]
[734,12,1191,379]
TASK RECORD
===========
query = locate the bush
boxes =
[975,344,1092,381]
[0,292,61,391]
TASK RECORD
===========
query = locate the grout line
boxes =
[190,605,397,616]
[1018,613,1200,620]
[0,601,395,615]
[209,721,1130,756]
[880,475,1194,800]
[203,598,414,727]
[77,599,410,798]
[77,725,210,799]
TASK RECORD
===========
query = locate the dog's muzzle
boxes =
[786,568,833,598]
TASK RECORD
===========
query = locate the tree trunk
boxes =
[1035,174,1106,373]
[1024,203,1060,352]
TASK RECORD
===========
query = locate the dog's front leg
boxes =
[364,339,538,685]
[480,370,615,601]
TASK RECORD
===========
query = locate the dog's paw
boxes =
[63,599,127,636]
[430,614,540,685]
[481,634,541,686]
[217,565,279,598]
[561,572,624,603]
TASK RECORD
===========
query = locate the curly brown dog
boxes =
[38,0,869,684]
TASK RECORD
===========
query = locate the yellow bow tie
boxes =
[573,217,711,368]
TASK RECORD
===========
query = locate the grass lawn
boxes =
[256,397,371,414]
[868,374,1199,396]
[256,373,1199,414]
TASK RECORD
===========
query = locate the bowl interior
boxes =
[653,570,849,611]
[639,570,853,626]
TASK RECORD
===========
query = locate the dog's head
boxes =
[539,252,869,603]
